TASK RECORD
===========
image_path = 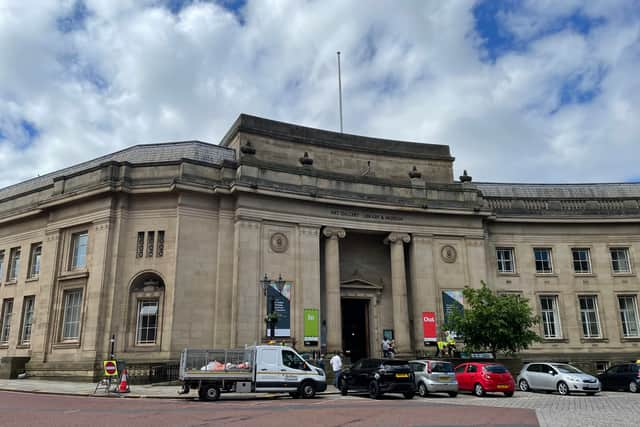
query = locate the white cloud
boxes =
[1,0,639,189]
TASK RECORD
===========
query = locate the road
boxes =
[0,391,536,427]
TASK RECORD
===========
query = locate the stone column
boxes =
[323,227,345,352]
[386,232,412,354]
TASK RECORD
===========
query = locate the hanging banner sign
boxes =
[303,308,319,344]
[266,282,292,337]
[442,290,464,337]
[422,311,437,343]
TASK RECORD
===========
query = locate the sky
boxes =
[1,0,639,189]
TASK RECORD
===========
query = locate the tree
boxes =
[446,281,542,358]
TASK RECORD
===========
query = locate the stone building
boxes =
[0,114,639,378]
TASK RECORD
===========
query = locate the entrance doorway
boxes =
[341,299,369,363]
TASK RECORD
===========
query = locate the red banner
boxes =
[422,311,437,343]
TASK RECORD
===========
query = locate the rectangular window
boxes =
[496,248,515,273]
[1,299,14,343]
[539,295,562,338]
[7,247,21,282]
[534,248,553,273]
[20,296,35,344]
[0,250,4,284]
[618,295,640,338]
[70,232,88,270]
[572,248,592,273]
[146,231,155,257]
[136,300,159,344]
[156,230,165,257]
[61,289,83,340]
[579,295,601,338]
[28,243,42,279]
[610,248,631,273]
[136,232,145,258]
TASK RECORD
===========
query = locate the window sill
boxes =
[53,341,81,349]
[15,344,31,349]
[0,343,8,349]
[574,273,596,277]
[4,280,17,286]
[497,272,519,277]
[612,272,635,277]
[542,338,569,343]
[58,271,89,281]
[25,277,39,283]
[620,337,640,342]
[535,273,557,277]
[580,337,608,343]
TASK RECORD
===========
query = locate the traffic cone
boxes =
[118,369,130,393]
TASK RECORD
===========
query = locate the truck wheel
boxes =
[200,385,220,401]
[300,381,316,399]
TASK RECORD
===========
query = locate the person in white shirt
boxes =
[382,338,390,358]
[329,352,343,388]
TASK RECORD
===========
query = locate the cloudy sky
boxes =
[1,0,639,188]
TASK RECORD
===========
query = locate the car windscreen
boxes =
[554,364,582,374]
[430,362,454,373]
[484,365,508,373]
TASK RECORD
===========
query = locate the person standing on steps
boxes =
[330,351,343,388]
[382,337,391,358]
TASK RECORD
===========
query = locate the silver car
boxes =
[517,362,601,395]
[409,360,458,397]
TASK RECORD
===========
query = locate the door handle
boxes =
[260,369,268,371]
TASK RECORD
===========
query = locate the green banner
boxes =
[303,309,319,342]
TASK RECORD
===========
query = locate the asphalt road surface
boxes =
[0,391,537,427]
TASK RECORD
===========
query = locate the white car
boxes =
[517,362,600,396]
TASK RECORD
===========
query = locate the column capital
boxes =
[385,232,411,245]
[323,227,346,240]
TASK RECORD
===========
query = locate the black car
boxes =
[339,358,416,399]
[597,363,640,392]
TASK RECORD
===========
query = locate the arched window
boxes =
[129,272,165,347]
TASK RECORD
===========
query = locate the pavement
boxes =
[0,378,341,399]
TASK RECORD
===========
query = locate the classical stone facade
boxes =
[0,114,639,378]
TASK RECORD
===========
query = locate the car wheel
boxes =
[403,391,415,399]
[339,377,349,396]
[473,383,485,397]
[504,391,514,397]
[418,383,429,397]
[557,381,570,396]
[368,380,381,399]
[518,379,530,392]
[299,381,316,399]
[448,392,458,398]
[630,381,639,393]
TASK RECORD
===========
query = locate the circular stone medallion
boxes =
[441,245,457,263]
[270,232,289,253]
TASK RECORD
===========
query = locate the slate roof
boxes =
[475,182,640,199]
[0,141,235,201]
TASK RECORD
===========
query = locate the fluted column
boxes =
[385,232,412,354]
[323,227,346,352]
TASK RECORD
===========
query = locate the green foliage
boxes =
[446,281,542,357]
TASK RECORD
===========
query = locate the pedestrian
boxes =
[435,338,447,358]
[382,337,390,357]
[389,340,396,358]
[330,351,343,388]
[446,332,456,357]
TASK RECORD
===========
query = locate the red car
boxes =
[454,362,515,397]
